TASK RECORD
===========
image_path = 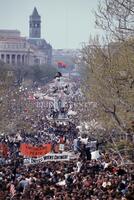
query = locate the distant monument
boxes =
[28,7,52,65]
[29,7,41,38]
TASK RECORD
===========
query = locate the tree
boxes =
[95,0,134,40]
[0,62,58,134]
[13,64,58,85]
[82,36,134,130]
[78,0,134,162]
[0,63,18,133]
[81,36,134,163]
[80,0,134,133]
[31,64,57,84]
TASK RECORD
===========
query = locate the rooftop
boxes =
[30,7,40,18]
[0,29,20,38]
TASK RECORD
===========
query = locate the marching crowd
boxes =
[0,73,134,200]
[0,150,134,200]
[0,118,79,159]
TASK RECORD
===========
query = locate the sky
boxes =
[0,0,101,49]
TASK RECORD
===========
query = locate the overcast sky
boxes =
[0,0,101,49]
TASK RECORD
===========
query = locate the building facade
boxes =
[0,7,52,66]
[0,31,32,65]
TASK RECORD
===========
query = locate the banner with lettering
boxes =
[20,143,51,157]
[23,153,71,165]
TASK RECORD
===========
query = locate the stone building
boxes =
[0,7,52,66]
[0,30,32,65]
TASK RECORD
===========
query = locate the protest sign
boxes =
[20,143,51,157]
[24,153,71,165]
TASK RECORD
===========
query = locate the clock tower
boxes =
[29,7,41,38]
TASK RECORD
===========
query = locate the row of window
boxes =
[0,43,27,49]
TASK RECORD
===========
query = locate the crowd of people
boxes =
[0,119,79,160]
[0,73,133,200]
[0,152,133,199]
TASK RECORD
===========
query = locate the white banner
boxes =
[36,100,53,108]
[24,153,71,165]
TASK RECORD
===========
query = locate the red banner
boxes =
[0,143,8,157]
[20,143,51,157]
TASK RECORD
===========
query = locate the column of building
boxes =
[0,53,29,65]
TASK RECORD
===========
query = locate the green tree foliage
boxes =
[80,0,134,162]
[0,62,17,133]
[14,64,57,85]
[82,37,134,131]
[31,64,57,83]
[81,37,134,162]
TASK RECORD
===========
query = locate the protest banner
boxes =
[0,143,8,157]
[23,153,71,165]
[36,100,53,109]
[20,143,51,157]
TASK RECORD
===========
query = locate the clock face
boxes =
[34,23,40,28]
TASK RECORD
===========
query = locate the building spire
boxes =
[32,7,40,17]
[29,7,41,38]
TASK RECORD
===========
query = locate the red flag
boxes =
[57,61,67,68]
